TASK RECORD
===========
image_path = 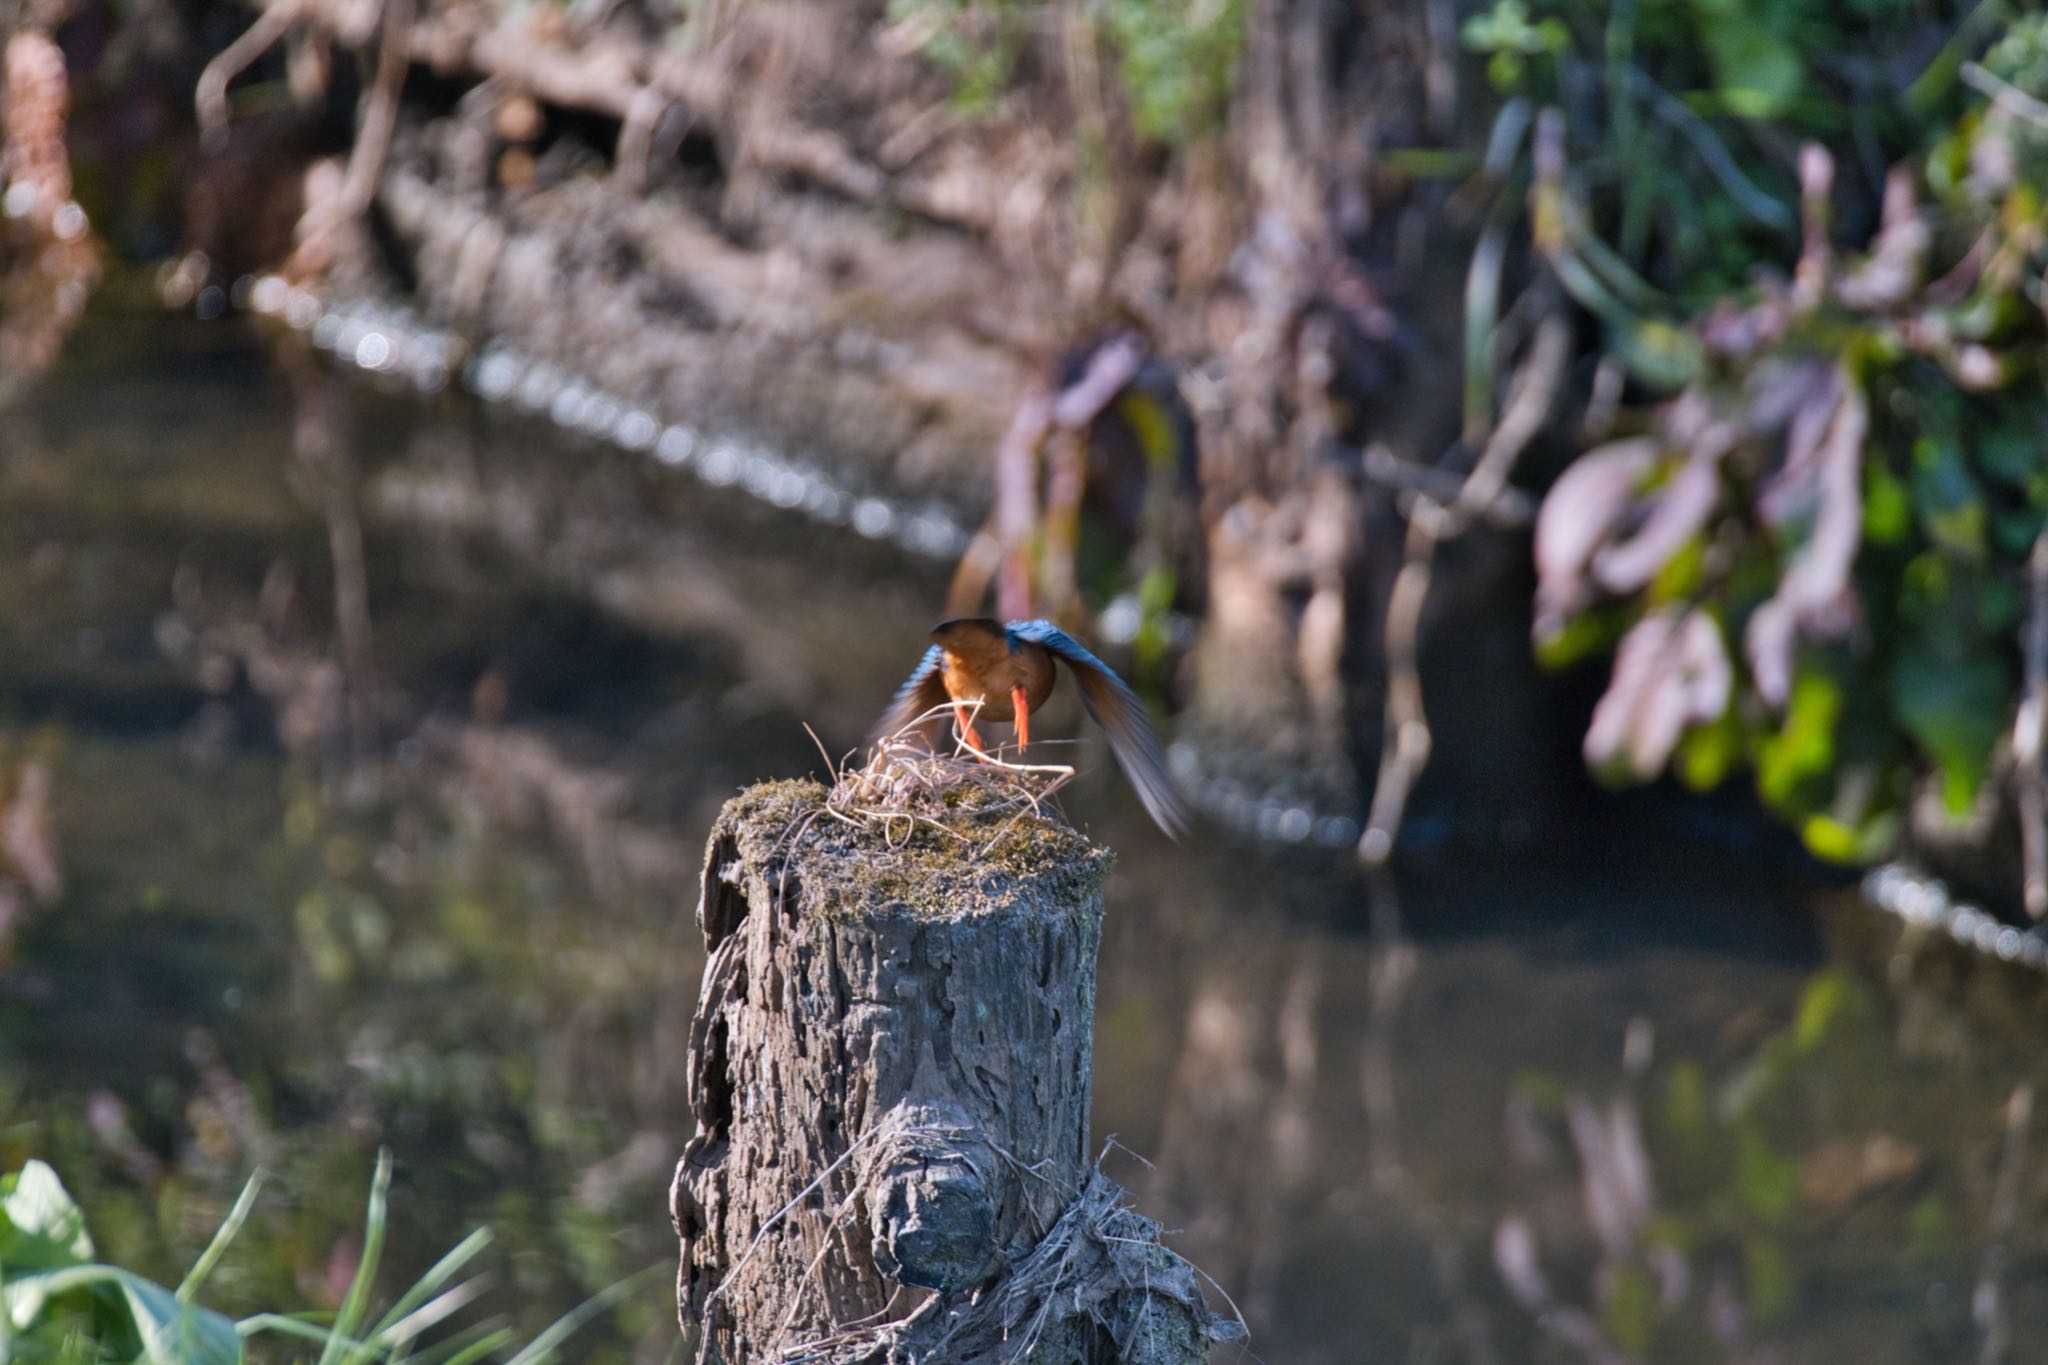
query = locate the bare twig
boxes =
[993,396,1052,620]
[333,0,412,224]
[2018,532,2048,919]
[614,86,678,194]
[1455,315,1571,529]
[985,333,1150,619]
[1358,444,1535,528]
[1975,1086,2033,1365]
[1358,511,1441,866]
[195,0,302,145]
[1963,62,2048,131]
[1359,316,1569,866]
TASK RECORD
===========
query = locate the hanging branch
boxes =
[194,0,302,145]
[334,0,413,224]
[1974,1085,2033,1365]
[953,333,1148,620]
[2018,531,2048,919]
[1359,315,1569,867]
[288,0,413,276]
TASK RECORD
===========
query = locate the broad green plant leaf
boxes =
[0,1161,93,1270]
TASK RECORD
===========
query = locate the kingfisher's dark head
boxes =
[930,618,1007,651]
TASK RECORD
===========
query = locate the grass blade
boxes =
[423,1324,517,1365]
[502,1264,664,1365]
[237,1312,372,1351]
[320,1147,393,1365]
[178,1168,265,1303]
[369,1227,494,1343]
[377,1273,493,1354]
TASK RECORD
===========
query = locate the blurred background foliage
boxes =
[882,0,1246,143]
[14,0,2048,1356]
[873,0,2048,881]
[1451,0,2048,879]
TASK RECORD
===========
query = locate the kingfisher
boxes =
[871,618,1187,838]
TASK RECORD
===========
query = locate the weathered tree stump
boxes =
[670,779,1236,1363]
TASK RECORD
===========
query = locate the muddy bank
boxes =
[154,0,1573,833]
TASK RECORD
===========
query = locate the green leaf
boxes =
[1736,1128,1796,1221]
[1744,1235,1798,1323]
[1800,814,1862,862]
[1536,606,1626,668]
[3,1265,238,1362]
[434,1327,519,1365]
[1792,967,1859,1049]
[0,1161,94,1270]
[1647,535,1707,604]
[1610,316,1705,391]
[1678,707,1742,791]
[1892,641,2008,814]
[1799,808,1897,863]
[1756,668,1840,809]
[1601,1260,1659,1355]
[1978,423,2044,489]
[1462,0,1563,56]
[369,1227,493,1346]
[236,1312,377,1354]
[1704,25,1803,118]
[115,1270,244,1364]
[1864,464,1911,544]
[1662,1061,1710,1136]
[1911,438,1988,560]
[1992,505,2047,559]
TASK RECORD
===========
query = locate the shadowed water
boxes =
[3,295,2046,1363]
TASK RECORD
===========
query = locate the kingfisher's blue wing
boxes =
[869,644,951,749]
[1007,619,1188,839]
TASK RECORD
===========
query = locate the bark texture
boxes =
[669,780,1235,1363]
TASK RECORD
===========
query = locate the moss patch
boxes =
[716,776,1113,922]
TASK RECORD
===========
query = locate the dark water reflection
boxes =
[4,298,2047,1363]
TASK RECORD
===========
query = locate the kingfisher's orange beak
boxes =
[953,701,988,756]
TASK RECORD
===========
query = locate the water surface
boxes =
[4,296,2045,1363]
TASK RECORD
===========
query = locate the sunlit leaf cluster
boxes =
[1530,40,2048,864]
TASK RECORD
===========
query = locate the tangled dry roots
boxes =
[777,1160,1246,1365]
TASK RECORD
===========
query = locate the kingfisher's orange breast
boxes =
[939,641,1057,722]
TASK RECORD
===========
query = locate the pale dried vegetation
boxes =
[771,1153,1245,1364]
[811,702,1077,858]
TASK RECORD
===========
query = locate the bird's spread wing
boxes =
[1007,619,1188,839]
[868,644,951,749]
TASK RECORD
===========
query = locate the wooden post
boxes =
[670,780,1235,1363]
